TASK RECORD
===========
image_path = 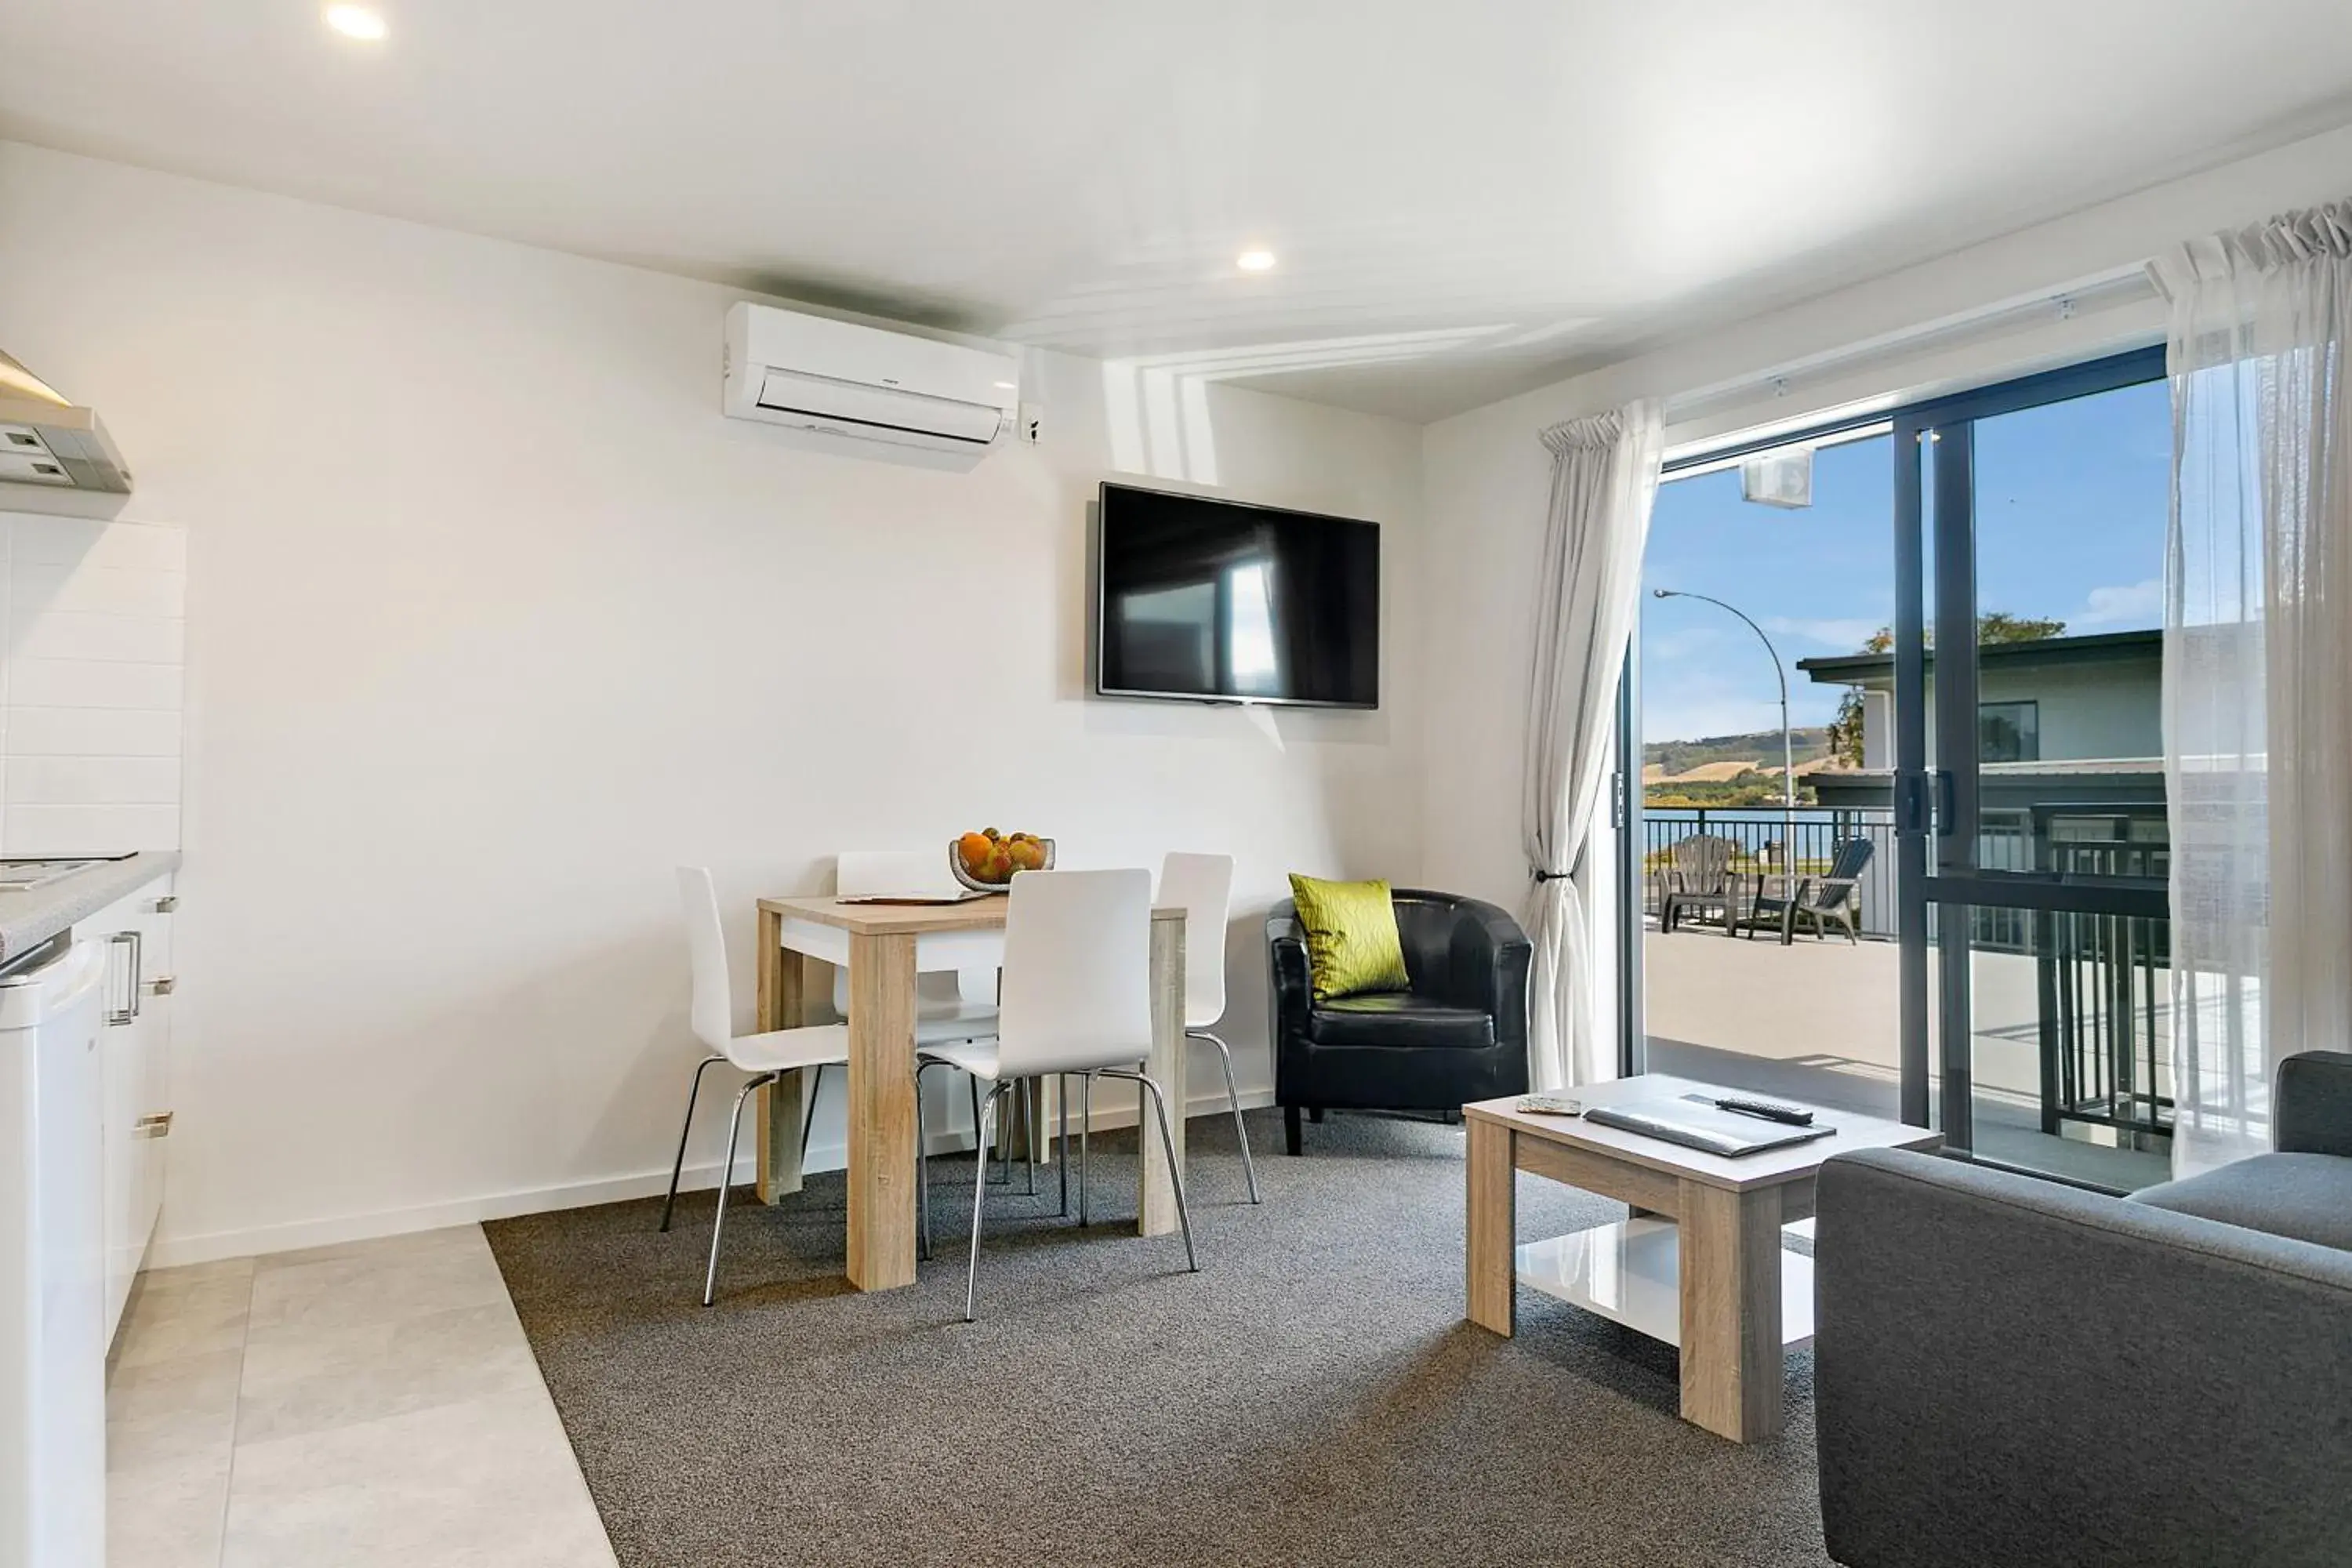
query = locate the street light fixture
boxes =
[1651,587,1797,887]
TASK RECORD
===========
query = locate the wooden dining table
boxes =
[750,892,1189,1291]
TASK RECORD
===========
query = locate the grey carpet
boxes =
[485,1111,1835,1568]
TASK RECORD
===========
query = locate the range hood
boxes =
[0,351,132,494]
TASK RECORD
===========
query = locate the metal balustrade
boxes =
[1641,799,2175,1146]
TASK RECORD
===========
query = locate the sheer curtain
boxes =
[2154,200,2352,1176]
[1521,403,1664,1091]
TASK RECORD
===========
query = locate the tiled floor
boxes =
[106,1225,619,1568]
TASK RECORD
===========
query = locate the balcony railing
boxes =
[1641,807,1899,938]
[1642,799,2175,1146]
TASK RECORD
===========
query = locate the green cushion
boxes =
[1287,874,1410,1002]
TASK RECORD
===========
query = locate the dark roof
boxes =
[1795,627,2160,686]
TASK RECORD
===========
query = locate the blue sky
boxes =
[1640,377,2171,744]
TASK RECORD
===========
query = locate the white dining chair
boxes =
[1158,851,1258,1203]
[661,867,851,1307]
[917,868,1198,1321]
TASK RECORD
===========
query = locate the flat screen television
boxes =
[1093,482,1380,709]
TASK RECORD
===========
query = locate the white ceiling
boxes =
[8,1,2352,422]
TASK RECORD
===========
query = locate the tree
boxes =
[1824,613,2065,768]
[1828,688,1868,768]
[1975,611,2067,644]
[1851,612,2065,653]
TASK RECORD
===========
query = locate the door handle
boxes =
[1934,771,1956,837]
[135,1111,173,1138]
[105,930,143,1025]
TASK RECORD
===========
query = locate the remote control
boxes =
[1714,1097,1813,1126]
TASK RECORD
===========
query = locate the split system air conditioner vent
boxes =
[722,303,1018,472]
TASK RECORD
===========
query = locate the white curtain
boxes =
[2154,199,2352,1176]
[1521,402,1664,1091]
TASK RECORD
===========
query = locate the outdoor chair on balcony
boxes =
[1744,837,1873,946]
[1658,834,1741,935]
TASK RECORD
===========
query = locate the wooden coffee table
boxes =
[1463,1074,1940,1442]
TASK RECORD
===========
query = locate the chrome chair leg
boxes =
[975,1073,1007,1186]
[1057,1073,1070,1217]
[705,1072,775,1307]
[966,1082,1003,1323]
[660,1054,724,1232]
[1101,1068,1198,1272]
[914,1062,935,1261]
[798,1062,825,1164]
[1000,1079,1020,1189]
[1023,1077,1037,1196]
[1189,1028,1260,1203]
[1078,1072,1093,1227]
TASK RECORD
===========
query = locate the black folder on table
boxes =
[1583,1098,1838,1158]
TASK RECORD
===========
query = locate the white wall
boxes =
[0,141,1428,1261]
[1416,120,2352,1059]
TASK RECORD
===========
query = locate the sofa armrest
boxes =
[1815,1148,2352,1568]
[1442,897,1531,1047]
[1265,909,1313,1042]
[2276,1051,2352,1157]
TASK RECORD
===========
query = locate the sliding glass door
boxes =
[1632,425,1905,1121]
[1898,348,2172,1188]
[1628,346,2174,1191]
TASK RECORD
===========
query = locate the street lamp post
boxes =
[1651,588,1797,894]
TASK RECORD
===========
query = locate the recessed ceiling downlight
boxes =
[325,5,388,41]
[1236,249,1278,274]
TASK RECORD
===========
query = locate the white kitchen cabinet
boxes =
[0,938,112,1568]
[89,875,174,1348]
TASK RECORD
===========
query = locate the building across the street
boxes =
[1796,628,2162,813]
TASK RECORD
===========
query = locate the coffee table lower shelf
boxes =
[1514,1217,1817,1348]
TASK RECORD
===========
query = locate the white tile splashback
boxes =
[10,657,183,710]
[0,513,185,855]
[8,756,180,804]
[4,707,182,757]
[15,611,184,665]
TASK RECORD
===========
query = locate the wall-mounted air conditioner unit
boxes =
[722,303,1019,472]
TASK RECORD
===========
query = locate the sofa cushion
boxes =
[1305,993,1495,1051]
[2129,1152,2352,1252]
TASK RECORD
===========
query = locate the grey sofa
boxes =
[1813,1051,2352,1568]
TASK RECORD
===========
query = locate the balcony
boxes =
[1640,802,2173,1190]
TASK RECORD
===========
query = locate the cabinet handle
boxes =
[147,975,176,996]
[153,896,178,913]
[135,1111,173,1138]
[106,931,143,1025]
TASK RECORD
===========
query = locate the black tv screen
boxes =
[1094,482,1379,709]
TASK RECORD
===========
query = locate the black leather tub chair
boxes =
[1266,890,1531,1153]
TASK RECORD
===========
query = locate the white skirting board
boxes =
[148,1085,1276,1269]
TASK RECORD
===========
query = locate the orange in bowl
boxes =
[949,829,1053,890]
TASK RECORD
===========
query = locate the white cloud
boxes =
[2074,578,2162,628]
[1761,615,1884,648]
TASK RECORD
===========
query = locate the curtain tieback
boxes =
[1532,868,1571,882]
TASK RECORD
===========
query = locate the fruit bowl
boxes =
[949,829,1054,892]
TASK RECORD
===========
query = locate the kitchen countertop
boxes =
[0,851,180,964]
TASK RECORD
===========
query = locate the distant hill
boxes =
[1644,727,1831,778]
